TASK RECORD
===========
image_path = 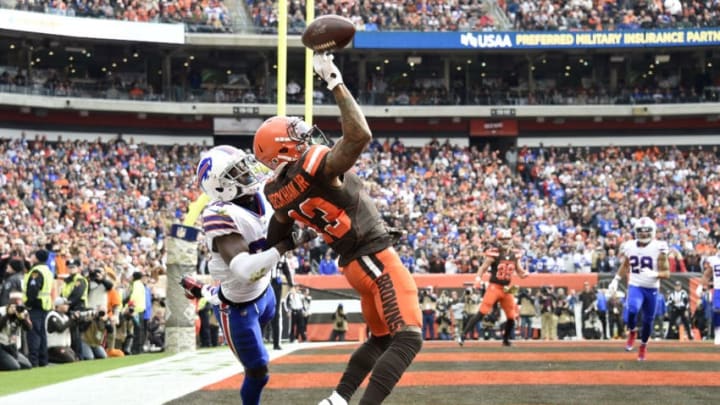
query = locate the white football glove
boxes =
[201,285,221,306]
[696,284,704,298]
[313,53,343,90]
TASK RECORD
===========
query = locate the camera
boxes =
[15,304,26,313]
[97,310,106,318]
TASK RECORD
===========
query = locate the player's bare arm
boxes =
[701,260,712,288]
[323,85,372,178]
[475,256,493,281]
[266,211,294,248]
[515,259,529,279]
[617,255,630,279]
[656,252,670,279]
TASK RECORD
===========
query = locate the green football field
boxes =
[167,340,720,405]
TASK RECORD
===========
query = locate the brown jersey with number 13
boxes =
[263,144,392,266]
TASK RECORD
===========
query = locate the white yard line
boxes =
[1,342,342,405]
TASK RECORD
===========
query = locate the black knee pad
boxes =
[245,364,268,379]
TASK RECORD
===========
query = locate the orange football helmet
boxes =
[253,116,332,170]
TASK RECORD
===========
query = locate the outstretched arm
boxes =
[608,255,629,296]
[323,85,372,177]
[313,53,372,178]
[656,252,670,279]
[515,259,529,279]
[475,256,493,283]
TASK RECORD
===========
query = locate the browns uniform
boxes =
[264,144,422,337]
[460,237,527,347]
[479,245,522,320]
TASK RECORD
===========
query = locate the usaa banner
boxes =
[354,29,720,49]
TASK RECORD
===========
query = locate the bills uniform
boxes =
[202,193,275,403]
[621,239,668,343]
[703,255,720,343]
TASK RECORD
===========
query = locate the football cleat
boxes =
[638,343,647,361]
[625,330,637,352]
[318,391,348,405]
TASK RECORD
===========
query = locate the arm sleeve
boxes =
[101,278,114,291]
[228,248,282,283]
[280,260,295,287]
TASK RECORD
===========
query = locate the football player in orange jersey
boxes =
[459,229,528,347]
[253,53,423,405]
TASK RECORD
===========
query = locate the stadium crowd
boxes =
[248,0,720,32]
[1,132,718,369]
[10,0,232,32]
[7,0,720,32]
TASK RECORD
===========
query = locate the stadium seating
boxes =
[9,0,233,32]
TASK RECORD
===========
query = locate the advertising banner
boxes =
[355,29,720,50]
[0,9,185,44]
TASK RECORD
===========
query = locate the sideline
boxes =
[1,342,341,405]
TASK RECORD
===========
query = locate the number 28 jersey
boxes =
[621,239,669,289]
[263,145,391,266]
[704,255,720,289]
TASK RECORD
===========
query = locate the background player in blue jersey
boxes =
[608,217,670,361]
[700,243,720,345]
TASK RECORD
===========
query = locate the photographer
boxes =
[87,269,113,313]
[419,287,437,340]
[0,293,32,370]
[462,287,482,340]
[80,306,110,360]
[62,259,88,359]
[46,297,77,363]
[114,302,137,355]
[517,288,537,340]
[0,259,25,307]
[329,303,348,342]
[539,286,558,341]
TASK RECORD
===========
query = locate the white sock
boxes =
[714,327,720,345]
[318,391,347,405]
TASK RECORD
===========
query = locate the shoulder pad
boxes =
[485,248,500,258]
[202,207,236,234]
[301,145,331,176]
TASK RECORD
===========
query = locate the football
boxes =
[301,15,356,52]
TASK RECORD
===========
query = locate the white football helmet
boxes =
[633,217,656,244]
[196,145,261,202]
[497,229,513,250]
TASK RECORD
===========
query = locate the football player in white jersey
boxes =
[182,145,313,405]
[607,217,669,361]
[700,243,720,345]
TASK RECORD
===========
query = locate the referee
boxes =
[269,253,294,350]
[667,281,693,340]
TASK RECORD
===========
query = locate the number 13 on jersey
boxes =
[289,197,351,242]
